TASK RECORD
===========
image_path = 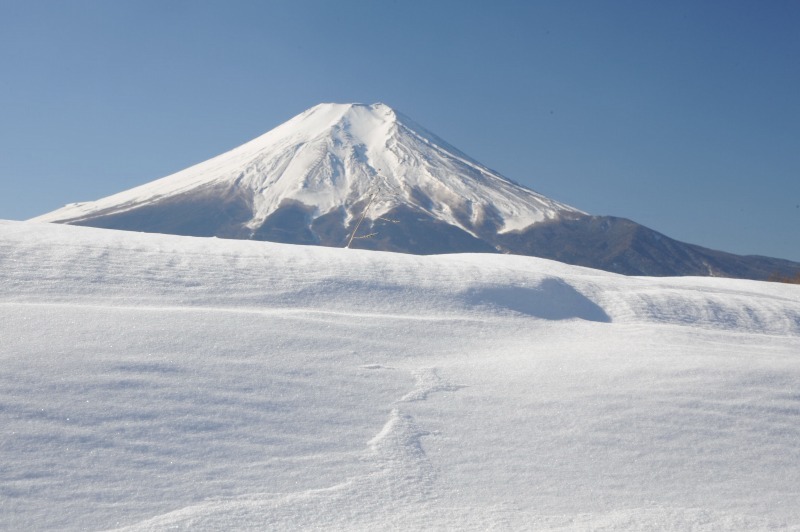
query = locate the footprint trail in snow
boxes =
[111,365,466,530]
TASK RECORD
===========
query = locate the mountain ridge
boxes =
[34,103,579,238]
[32,102,800,280]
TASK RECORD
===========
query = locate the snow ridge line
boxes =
[367,366,467,501]
[0,301,488,323]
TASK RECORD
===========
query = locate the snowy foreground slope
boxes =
[1,220,799,531]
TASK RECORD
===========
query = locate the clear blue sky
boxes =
[1,0,798,261]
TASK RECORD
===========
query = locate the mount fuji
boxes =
[33,103,799,279]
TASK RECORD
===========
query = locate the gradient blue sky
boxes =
[1,0,798,261]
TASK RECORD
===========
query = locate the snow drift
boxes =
[2,220,799,530]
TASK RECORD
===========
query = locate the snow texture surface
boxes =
[1,219,799,530]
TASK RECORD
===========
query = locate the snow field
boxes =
[1,220,799,530]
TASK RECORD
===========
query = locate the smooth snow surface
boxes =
[2,220,799,531]
[31,103,581,235]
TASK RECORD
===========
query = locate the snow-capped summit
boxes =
[32,103,800,279]
[33,102,581,247]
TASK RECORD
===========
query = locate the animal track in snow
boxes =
[366,408,434,499]
[114,366,466,529]
[398,367,466,403]
[363,366,466,501]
